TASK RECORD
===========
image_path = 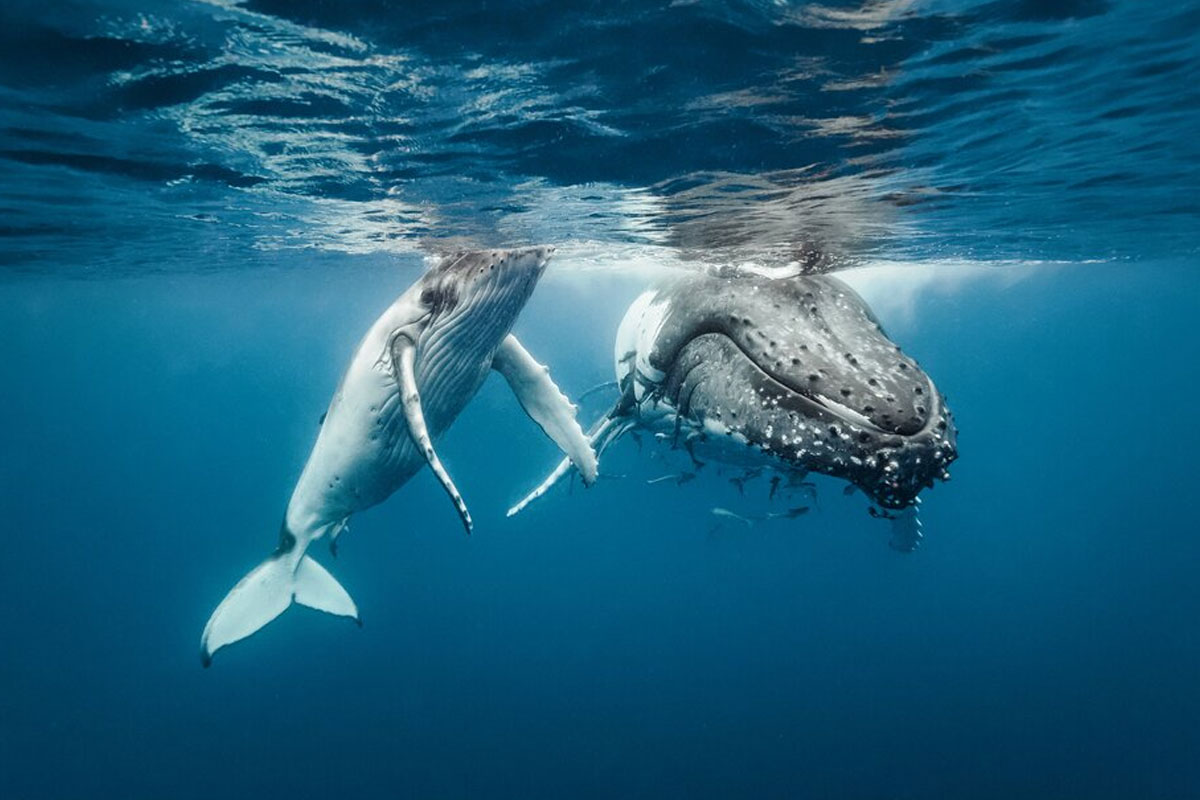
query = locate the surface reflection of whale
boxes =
[510,270,958,551]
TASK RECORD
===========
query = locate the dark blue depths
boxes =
[1,261,1198,799]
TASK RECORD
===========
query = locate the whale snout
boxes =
[505,245,555,275]
[645,272,958,510]
[418,246,557,355]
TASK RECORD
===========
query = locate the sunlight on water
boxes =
[1,0,1195,272]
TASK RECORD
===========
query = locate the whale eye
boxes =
[420,282,459,314]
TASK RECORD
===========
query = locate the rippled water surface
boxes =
[2,0,1197,271]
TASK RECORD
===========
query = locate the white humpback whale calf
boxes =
[202,246,597,665]
[511,270,956,551]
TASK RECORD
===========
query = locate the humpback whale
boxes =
[510,270,957,550]
[202,247,597,665]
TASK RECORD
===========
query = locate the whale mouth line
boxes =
[727,336,878,429]
[675,329,935,438]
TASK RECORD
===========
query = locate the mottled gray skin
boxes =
[616,271,957,510]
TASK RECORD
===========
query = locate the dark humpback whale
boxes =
[510,270,957,550]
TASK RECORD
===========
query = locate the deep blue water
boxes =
[1,1,1198,798]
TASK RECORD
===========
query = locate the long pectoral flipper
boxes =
[492,334,598,485]
[507,413,632,517]
[888,499,923,553]
[393,336,473,534]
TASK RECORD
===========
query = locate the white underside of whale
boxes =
[201,250,597,665]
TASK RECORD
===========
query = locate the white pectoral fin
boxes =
[492,334,599,485]
[506,455,574,517]
[393,336,473,534]
[507,414,631,517]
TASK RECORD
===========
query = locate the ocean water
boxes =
[1,2,1198,798]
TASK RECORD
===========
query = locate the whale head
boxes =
[620,272,957,510]
[413,246,554,355]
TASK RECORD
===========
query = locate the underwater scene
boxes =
[1,1,1198,798]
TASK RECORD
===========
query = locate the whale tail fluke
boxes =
[201,554,358,667]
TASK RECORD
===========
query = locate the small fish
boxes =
[711,507,754,527]
[598,472,627,480]
[842,484,858,496]
[647,472,695,485]
[318,411,327,426]
[769,475,781,500]
[766,506,810,520]
[786,472,811,487]
[731,467,763,495]
[577,380,619,403]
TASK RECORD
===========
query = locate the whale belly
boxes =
[285,335,490,538]
[284,357,417,534]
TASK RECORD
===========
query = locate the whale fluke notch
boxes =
[392,335,473,535]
